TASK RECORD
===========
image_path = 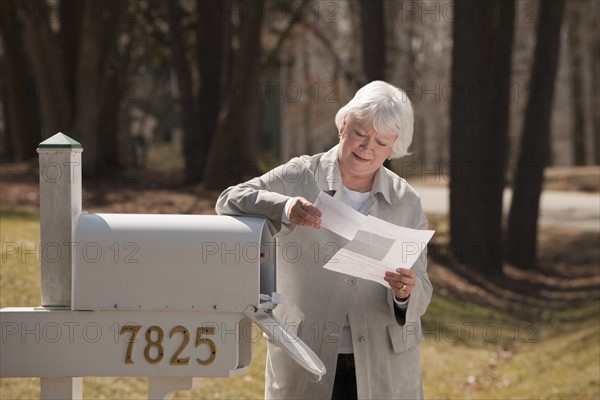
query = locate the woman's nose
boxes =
[360,135,374,150]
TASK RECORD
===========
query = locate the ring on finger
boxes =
[399,284,407,291]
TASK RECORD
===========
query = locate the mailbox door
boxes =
[246,310,326,378]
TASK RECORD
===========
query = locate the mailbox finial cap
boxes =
[38,133,82,150]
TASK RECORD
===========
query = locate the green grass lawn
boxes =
[1,210,598,399]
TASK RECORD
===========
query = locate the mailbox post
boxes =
[38,133,83,399]
[0,133,325,399]
[38,132,82,307]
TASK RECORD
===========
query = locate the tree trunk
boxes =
[71,0,122,174]
[359,0,392,170]
[101,66,120,169]
[235,0,263,172]
[23,0,71,138]
[359,0,386,82]
[0,0,40,160]
[450,0,515,276]
[401,0,424,174]
[196,0,227,179]
[590,1,600,165]
[166,0,201,183]
[59,0,84,119]
[205,0,264,190]
[506,0,566,269]
[567,1,586,166]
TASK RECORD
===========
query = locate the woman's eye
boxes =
[354,130,365,137]
[376,141,388,146]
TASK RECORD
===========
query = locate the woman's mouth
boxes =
[353,153,370,162]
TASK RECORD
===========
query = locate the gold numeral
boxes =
[144,326,165,364]
[196,327,217,365]
[120,325,141,364]
[169,326,190,365]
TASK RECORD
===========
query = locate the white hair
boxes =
[335,81,414,159]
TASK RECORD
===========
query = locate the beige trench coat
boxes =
[216,145,432,400]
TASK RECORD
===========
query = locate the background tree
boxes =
[205,0,265,189]
[567,0,586,166]
[506,0,566,269]
[23,0,71,138]
[592,1,600,165]
[196,0,227,179]
[165,0,229,184]
[58,0,83,117]
[0,0,40,161]
[166,0,201,183]
[71,0,123,173]
[449,0,515,276]
[359,0,385,82]
[358,0,393,171]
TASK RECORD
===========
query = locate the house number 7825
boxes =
[119,325,217,366]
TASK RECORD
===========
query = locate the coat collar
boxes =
[319,144,393,205]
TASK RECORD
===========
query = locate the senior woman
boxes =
[216,80,431,400]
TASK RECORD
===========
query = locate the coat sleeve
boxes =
[392,201,433,326]
[215,159,304,237]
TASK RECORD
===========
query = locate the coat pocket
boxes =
[387,322,423,353]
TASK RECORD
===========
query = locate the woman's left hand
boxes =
[384,268,416,301]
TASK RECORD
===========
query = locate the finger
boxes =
[395,267,414,277]
[383,272,403,284]
[383,277,408,293]
[299,199,322,217]
[395,268,416,283]
[301,209,321,225]
[290,198,321,227]
[298,209,321,227]
[297,201,322,226]
[384,278,405,288]
[298,201,322,227]
[384,273,413,293]
[395,280,411,292]
[389,281,410,297]
[384,270,404,279]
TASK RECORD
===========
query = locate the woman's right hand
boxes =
[288,197,322,229]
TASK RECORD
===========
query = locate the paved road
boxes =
[412,184,600,233]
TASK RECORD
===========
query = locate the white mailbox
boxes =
[73,213,276,312]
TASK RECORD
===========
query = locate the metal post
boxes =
[37,132,82,308]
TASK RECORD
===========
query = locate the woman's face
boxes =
[338,115,396,182]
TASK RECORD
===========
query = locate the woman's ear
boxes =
[339,116,347,136]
